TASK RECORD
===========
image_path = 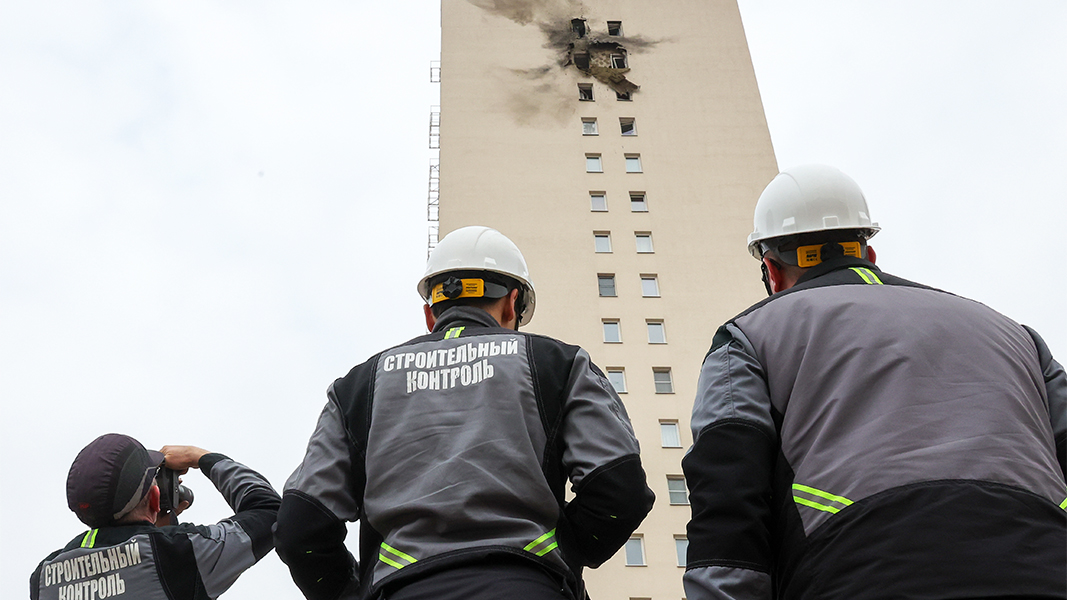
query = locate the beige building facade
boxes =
[437,1,778,597]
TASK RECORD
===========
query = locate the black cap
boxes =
[66,434,165,528]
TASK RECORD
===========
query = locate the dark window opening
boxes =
[608,21,623,36]
[611,53,628,69]
[620,118,636,135]
[616,91,632,101]
[579,84,594,101]
[571,18,587,38]
[574,53,590,71]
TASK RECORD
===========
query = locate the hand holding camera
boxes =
[155,445,209,526]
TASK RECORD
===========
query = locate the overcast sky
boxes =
[2,1,1064,597]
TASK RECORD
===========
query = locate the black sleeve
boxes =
[275,490,357,600]
[564,455,655,565]
[275,390,365,600]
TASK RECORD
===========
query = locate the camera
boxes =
[157,467,195,520]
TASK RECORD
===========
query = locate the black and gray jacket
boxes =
[31,454,281,600]
[275,306,655,600]
[683,257,1067,600]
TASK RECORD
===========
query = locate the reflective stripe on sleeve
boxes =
[792,483,854,515]
[379,543,418,570]
[523,529,558,557]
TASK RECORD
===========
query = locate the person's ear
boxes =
[866,245,877,265]
[502,289,519,330]
[148,485,161,513]
[424,304,436,332]
[763,257,788,294]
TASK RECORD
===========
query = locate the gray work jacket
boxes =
[276,306,655,600]
[683,258,1067,600]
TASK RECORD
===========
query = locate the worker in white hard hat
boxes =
[682,165,1066,600]
[276,226,654,600]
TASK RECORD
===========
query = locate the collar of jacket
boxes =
[432,305,503,333]
[795,255,881,286]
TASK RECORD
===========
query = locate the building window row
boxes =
[589,191,647,213]
[623,535,689,567]
[585,153,642,173]
[603,366,674,393]
[592,231,654,253]
[601,320,668,345]
[580,117,637,136]
[577,84,633,102]
[597,273,659,297]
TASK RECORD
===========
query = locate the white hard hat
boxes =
[747,164,880,259]
[418,226,537,326]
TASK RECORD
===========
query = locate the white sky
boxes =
[2,2,1064,597]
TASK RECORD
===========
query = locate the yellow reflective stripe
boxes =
[524,529,557,556]
[863,268,883,284]
[523,529,555,552]
[792,483,853,515]
[379,543,418,569]
[793,496,842,514]
[444,326,465,339]
[850,267,883,285]
[535,541,559,557]
[80,530,98,548]
[1059,497,1067,510]
[378,553,406,569]
[792,483,854,506]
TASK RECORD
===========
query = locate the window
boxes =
[653,368,674,393]
[582,118,598,135]
[675,536,689,567]
[607,368,626,393]
[668,476,689,505]
[603,320,622,343]
[574,53,590,70]
[660,421,682,447]
[590,192,607,212]
[578,84,594,101]
[647,320,666,344]
[611,52,628,68]
[625,154,642,173]
[616,91,632,101]
[635,232,654,253]
[624,537,645,566]
[641,275,660,297]
[620,117,636,136]
[594,232,612,253]
[586,154,603,173]
[598,274,617,297]
[607,21,623,36]
[630,192,647,212]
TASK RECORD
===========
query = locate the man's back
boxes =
[685,259,1066,599]
[278,306,655,600]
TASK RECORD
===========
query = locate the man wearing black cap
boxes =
[30,433,281,600]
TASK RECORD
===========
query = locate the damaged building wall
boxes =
[468,0,661,111]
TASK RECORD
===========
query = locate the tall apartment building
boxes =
[435,1,778,597]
